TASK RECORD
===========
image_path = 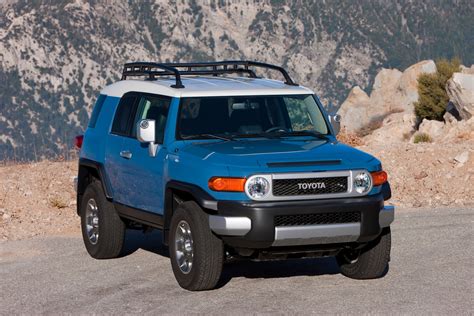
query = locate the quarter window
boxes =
[88,94,106,128]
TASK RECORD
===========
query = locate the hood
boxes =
[177,138,379,171]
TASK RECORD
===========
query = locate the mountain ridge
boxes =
[1,0,473,161]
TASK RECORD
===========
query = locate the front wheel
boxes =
[169,201,224,291]
[337,227,391,279]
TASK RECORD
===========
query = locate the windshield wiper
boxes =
[229,132,282,139]
[183,134,235,141]
[272,130,330,140]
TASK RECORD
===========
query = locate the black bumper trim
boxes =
[216,194,385,249]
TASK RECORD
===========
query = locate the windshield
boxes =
[178,94,329,139]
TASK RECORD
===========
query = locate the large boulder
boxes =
[397,60,437,112]
[418,119,445,139]
[461,65,474,75]
[338,86,371,132]
[442,117,474,141]
[364,112,417,144]
[369,68,403,113]
[446,72,474,120]
[337,60,436,138]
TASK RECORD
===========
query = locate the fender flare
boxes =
[163,180,217,245]
[77,158,113,214]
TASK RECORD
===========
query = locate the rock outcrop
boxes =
[336,87,371,131]
[397,60,437,111]
[446,73,474,120]
[338,60,436,141]
[339,60,474,145]
[416,117,474,142]
[461,65,474,75]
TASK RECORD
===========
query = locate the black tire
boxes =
[337,227,391,279]
[80,180,125,259]
[169,201,224,291]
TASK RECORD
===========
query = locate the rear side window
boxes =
[111,94,138,136]
[88,94,106,128]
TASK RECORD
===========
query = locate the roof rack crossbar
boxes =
[121,60,298,88]
[122,62,184,88]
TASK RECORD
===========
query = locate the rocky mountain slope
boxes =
[1,0,473,161]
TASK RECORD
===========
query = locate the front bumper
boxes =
[209,193,394,249]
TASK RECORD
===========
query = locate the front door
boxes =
[118,93,171,214]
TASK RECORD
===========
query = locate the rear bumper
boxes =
[209,193,394,249]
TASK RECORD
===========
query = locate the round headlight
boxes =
[353,172,372,194]
[246,176,270,199]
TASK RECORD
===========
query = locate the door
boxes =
[110,92,172,214]
[104,93,139,202]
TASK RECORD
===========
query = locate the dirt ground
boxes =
[0,160,79,241]
[0,141,473,241]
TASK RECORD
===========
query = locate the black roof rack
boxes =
[121,61,298,89]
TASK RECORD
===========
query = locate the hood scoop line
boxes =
[267,160,342,168]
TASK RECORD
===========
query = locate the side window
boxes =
[88,94,106,128]
[132,94,171,144]
[111,94,138,136]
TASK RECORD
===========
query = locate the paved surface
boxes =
[1,207,473,314]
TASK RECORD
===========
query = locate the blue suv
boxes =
[76,61,394,291]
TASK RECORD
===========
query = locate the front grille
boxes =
[272,176,348,196]
[274,212,361,226]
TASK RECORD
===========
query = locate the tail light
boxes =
[74,135,84,149]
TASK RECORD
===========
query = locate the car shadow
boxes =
[120,229,169,258]
[217,256,341,288]
[119,230,367,287]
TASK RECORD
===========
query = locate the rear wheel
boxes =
[337,227,391,279]
[169,201,224,291]
[80,180,125,259]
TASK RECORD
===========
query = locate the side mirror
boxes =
[329,113,342,135]
[137,119,158,157]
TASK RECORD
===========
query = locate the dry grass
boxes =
[337,129,364,146]
[414,132,433,143]
[49,196,68,209]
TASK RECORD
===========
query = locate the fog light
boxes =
[353,172,372,194]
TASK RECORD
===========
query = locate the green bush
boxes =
[414,58,461,121]
[413,133,432,144]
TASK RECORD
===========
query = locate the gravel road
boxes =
[1,207,473,314]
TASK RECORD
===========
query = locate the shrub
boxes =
[414,58,461,121]
[413,133,432,144]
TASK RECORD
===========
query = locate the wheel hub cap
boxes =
[175,220,194,274]
[85,198,99,245]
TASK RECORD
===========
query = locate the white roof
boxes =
[100,76,313,98]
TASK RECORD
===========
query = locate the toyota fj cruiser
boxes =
[75,61,394,291]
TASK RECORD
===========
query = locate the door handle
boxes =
[120,150,132,159]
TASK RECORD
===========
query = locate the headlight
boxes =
[245,176,270,199]
[353,172,372,194]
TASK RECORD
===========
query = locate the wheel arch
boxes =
[163,180,217,245]
[77,158,113,215]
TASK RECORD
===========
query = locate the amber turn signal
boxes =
[208,177,246,192]
[371,171,388,186]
